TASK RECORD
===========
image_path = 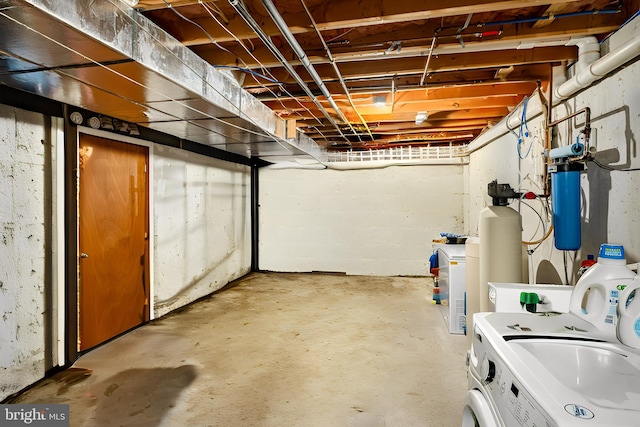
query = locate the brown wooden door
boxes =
[78,134,149,351]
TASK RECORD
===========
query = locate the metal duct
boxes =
[0,0,324,163]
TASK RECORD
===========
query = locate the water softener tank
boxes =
[618,276,640,350]
[568,243,636,339]
[550,161,583,250]
[479,206,523,312]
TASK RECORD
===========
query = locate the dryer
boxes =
[463,312,640,426]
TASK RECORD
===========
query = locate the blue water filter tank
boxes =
[551,166,582,250]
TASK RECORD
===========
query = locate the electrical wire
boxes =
[519,199,545,238]
[419,33,438,86]
[199,1,293,112]
[193,0,325,127]
[21,0,311,149]
[326,28,355,44]
[164,0,315,126]
[21,28,271,140]
[161,0,242,64]
[232,0,350,141]
[300,0,370,141]
[213,65,281,83]
[592,158,640,171]
[169,0,328,145]
[515,193,551,247]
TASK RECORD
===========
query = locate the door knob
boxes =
[80,252,89,258]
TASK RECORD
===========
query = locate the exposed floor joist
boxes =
[138,0,634,150]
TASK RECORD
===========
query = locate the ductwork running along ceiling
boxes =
[0,0,635,163]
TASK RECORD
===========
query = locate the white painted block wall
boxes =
[259,165,465,276]
[0,111,253,400]
[0,105,47,399]
[152,145,251,317]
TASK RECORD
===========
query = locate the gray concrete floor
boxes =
[10,272,469,426]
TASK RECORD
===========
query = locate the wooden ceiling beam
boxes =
[310,0,582,31]
[266,81,537,109]
[193,13,616,70]
[296,107,509,127]
[372,117,499,130]
[268,95,520,116]
[141,0,586,46]
[370,124,488,135]
[137,0,202,11]
[257,46,574,85]
[245,65,550,93]
[321,14,620,55]
[532,3,575,29]
[354,94,527,116]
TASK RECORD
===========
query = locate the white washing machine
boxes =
[463,311,640,426]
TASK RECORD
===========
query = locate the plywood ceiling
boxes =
[137,0,632,151]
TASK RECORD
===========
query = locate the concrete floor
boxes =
[9,272,469,426]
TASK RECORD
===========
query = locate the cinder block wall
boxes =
[0,105,47,399]
[152,145,251,317]
[259,165,465,276]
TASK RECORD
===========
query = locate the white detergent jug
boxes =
[618,276,640,349]
[568,243,636,339]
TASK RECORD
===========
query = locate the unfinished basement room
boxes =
[2,1,640,426]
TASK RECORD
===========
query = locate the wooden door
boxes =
[78,134,149,351]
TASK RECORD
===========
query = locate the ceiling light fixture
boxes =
[415,112,428,125]
[373,95,386,107]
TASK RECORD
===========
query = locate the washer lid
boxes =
[511,340,640,412]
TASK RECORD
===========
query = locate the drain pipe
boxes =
[467,35,640,154]
[555,35,640,100]
[229,0,350,142]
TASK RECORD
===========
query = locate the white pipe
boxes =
[467,35,640,154]
[567,37,601,75]
[268,159,467,170]
[555,36,640,100]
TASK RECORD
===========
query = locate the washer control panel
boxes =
[472,330,556,427]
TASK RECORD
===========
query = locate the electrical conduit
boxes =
[228,0,351,142]
[259,0,361,141]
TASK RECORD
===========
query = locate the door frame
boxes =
[64,124,154,364]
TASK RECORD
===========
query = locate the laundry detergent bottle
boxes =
[568,243,636,339]
[618,276,640,349]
